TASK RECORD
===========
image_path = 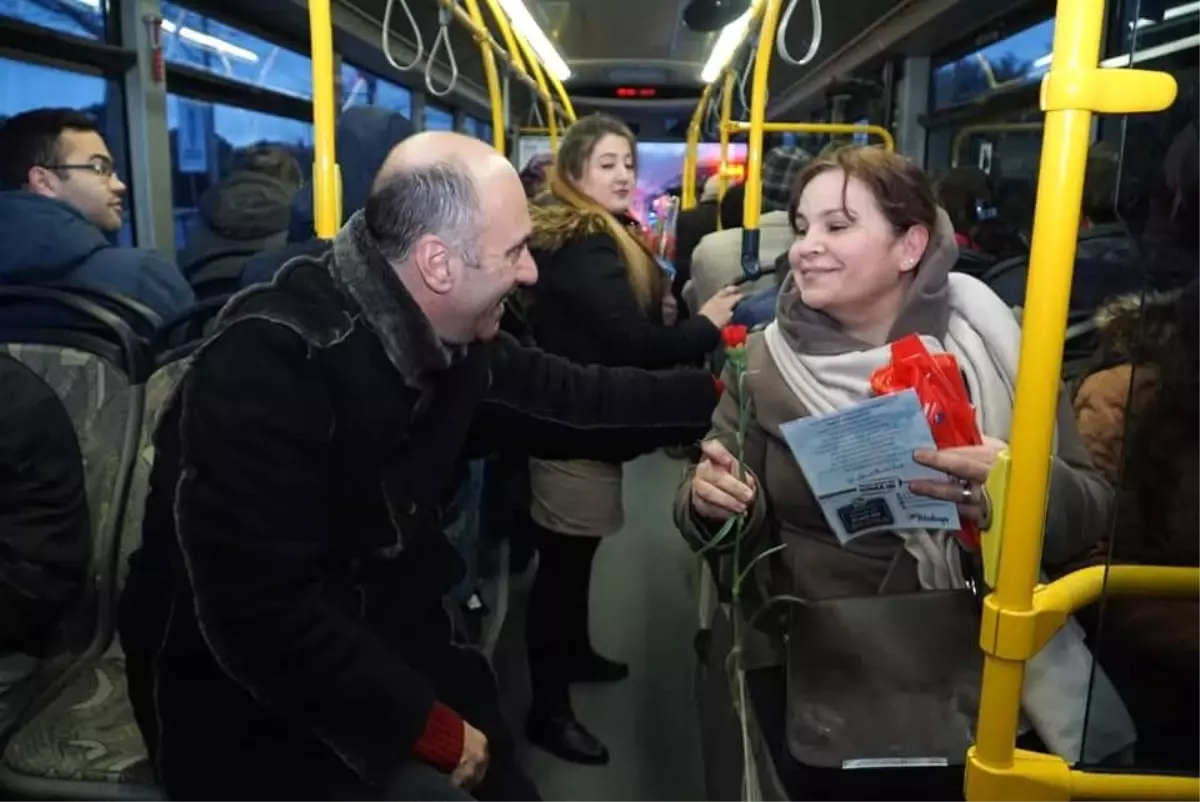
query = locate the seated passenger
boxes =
[0,108,195,321]
[687,146,810,312]
[519,152,553,199]
[989,146,1144,311]
[521,113,739,765]
[178,144,303,289]
[0,354,89,731]
[1071,282,1198,768]
[119,131,720,801]
[933,165,1025,267]
[239,106,414,287]
[671,174,722,309]
[676,146,1120,757]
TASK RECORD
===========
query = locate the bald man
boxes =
[119,132,720,801]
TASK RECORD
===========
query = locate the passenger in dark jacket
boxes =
[118,132,719,801]
[0,354,90,732]
[521,114,740,766]
[670,175,720,306]
[178,145,303,290]
[239,106,414,287]
[0,354,90,659]
[0,108,194,321]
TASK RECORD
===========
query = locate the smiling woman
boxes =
[786,146,939,346]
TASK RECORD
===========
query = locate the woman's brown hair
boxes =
[548,113,663,311]
[788,145,939,236]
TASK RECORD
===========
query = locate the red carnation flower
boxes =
[721,324,749,349]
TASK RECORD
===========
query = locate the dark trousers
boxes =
[525,518,602,712]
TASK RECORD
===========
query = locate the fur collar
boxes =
[1091,284,1195,361]
[329,211,455,388]
[528,198,637,253]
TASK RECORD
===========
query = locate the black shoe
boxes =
[526,710,610,765]
[566,650,629,683]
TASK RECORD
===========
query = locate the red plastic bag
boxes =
[869,334,982,549]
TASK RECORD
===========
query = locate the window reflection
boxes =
[0,0,105,40]
[166,93,313,251]
[0,56,134,245]
[340,64,413,119]
[931,18,1055,111]
[160,2,314,100]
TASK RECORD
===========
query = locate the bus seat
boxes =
[182,248,260,302]
[152,295,230,355]
[0,289,160,800]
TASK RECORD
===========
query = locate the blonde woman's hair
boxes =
[549,113,663,311]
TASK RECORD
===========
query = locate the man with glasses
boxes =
[0,108,194,321]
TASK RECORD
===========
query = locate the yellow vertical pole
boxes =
[683,82,714,211]
[461,0,506,155]
[513,32,558,152]
[740,0,783,277]
[481,0,530,77]
[718,70,735,203]
[971,0,1101,767]
[683,118,701,211]
[547,71,577,122]
[307,0,340,237]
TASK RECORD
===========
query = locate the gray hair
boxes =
[365,159,482,266]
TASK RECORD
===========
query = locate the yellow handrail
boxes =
[308,0,340,237]
[547,69,577,123]
[461,0,505,154]
[481,0,529,79]
[715,70,736,230]
[740,0,785,277]
[725,120,896,152]
[951,123,1045,167]
[433,0,567,124]
[965,0,1180,797]
[512,29,558,152]
[682,81,716,210]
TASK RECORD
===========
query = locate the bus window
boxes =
[1071,0,1199,773]
[160,1,314,101]
[340,64,413,120]
[424,103,455,132]
[0,0,106,40]
[167,94,313,253]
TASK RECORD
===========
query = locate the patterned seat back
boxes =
[0,288,149,673]
[117,354,193,593]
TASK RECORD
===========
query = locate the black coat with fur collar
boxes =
[119,212,718,799]
[527,200,720,369]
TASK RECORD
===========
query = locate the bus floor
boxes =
[491,451,707,801]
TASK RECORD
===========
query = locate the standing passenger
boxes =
[521,114,740,765]
[119,131,720,801]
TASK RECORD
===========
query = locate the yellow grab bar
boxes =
[308,0,340,237]
[715,71,736,230]
[682,81,716,210]
[512,30,557,152]
[434,0,567,124]
[461,0,505,154]
[966,0,1178,795]
[740,0,785,276]
[725,120,896,152]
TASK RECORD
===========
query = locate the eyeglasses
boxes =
[41,160,118,179]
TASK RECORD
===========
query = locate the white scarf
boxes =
[764,271,1136,764]
[765,271,1021,587]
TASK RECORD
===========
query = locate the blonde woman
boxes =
[522,114,739,764]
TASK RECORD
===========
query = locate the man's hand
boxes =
[449,722,489,790]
